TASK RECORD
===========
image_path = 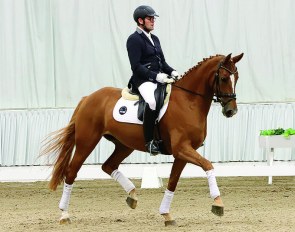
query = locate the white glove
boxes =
[171,70,181,80]
[156,73,174,84]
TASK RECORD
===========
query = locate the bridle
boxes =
[212,61,238,107]
[173,59,238,107]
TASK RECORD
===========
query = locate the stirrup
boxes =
[145,140,160,155]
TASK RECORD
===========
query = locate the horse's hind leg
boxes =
[101,139,136,208]
[59,130,102,224]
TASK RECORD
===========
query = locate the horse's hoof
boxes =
[59,217,71,224]
[165,220,177,227]
[126,196,137,209]
[59,211,71,224]
[211,205,224,216]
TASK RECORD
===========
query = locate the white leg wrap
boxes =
[111,169,135,194]
[59,183,73,211]
[206,169,220,199]
[159,189,174,214]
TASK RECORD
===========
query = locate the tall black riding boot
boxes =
[143,105,160,155]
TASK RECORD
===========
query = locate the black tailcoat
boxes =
[126,27,174,89]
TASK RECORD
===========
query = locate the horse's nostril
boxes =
[226,110,233,117]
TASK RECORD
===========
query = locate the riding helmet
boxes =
[133,5,159,23]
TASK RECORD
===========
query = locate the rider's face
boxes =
[144,17,155,31]
[138,16,155,32]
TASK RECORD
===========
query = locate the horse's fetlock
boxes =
[101,164,111,174]
[101,163,118,175]
[65,170,76,184]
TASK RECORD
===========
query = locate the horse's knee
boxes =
[171,149,186,160]
[172,148,213,170]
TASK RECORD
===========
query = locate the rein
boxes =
[172,84,205,98]
[172,60,238,107]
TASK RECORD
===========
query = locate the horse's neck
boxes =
[175,61,217,116]
[178,71,211,96]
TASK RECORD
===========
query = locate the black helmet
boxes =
[133,5,159,23]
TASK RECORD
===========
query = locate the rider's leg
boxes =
[138,82,157,111]
[138,82,159,154]
[143,105,159,154]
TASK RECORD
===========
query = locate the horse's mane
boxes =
[179,54,223,80]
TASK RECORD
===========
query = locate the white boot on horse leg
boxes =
[159,189,177,226]
[206,169,224,216]
[111,169,138,209]
[59,183,73,224]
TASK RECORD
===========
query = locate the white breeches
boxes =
[138,82,158,110]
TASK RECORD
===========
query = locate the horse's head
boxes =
[213,53,244,117]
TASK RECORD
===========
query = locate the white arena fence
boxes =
[1,102,295,167]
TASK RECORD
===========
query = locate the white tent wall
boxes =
[0,1,295,166]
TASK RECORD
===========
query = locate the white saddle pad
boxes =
[113,98,169,124]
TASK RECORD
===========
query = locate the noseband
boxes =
[173,59,238,107]
[213,62,238,107]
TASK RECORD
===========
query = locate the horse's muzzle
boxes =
[222,105,238,118]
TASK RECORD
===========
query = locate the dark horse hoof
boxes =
[211,205,224,216]
[165,220,177,227]
[126,196,137,209]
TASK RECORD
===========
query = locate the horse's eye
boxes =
[221,76,228,82]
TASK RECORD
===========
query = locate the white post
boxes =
[267,148,274,185]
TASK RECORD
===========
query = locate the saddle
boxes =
[122,83,171,122]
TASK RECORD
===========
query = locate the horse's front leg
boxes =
[159,158,187,226]
[173,145,224,216]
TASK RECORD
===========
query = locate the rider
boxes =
[126,5,179,155]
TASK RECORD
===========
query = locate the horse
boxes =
[41,53,244,226]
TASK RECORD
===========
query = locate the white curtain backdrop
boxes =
[1,0,295,108]
[0,0,295,166]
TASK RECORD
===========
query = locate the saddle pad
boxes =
[113,98,169,124]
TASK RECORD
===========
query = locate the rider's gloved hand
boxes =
[156,73,174,84]
[171,70,181,80]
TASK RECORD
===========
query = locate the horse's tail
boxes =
[41,97,86,191]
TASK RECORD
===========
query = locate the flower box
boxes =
[259,135,295,148]
[259,135,295,184]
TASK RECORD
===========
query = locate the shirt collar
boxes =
[137,26,152,39]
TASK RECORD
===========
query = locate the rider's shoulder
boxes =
[127,31,143,43]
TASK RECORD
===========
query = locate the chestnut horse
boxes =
[42,53,243,226]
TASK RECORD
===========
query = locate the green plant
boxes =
[260,128,295,138]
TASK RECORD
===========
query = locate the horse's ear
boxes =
[224,53,232,64]
[232,53,244,64]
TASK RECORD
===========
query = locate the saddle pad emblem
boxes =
[119,106,127,115]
